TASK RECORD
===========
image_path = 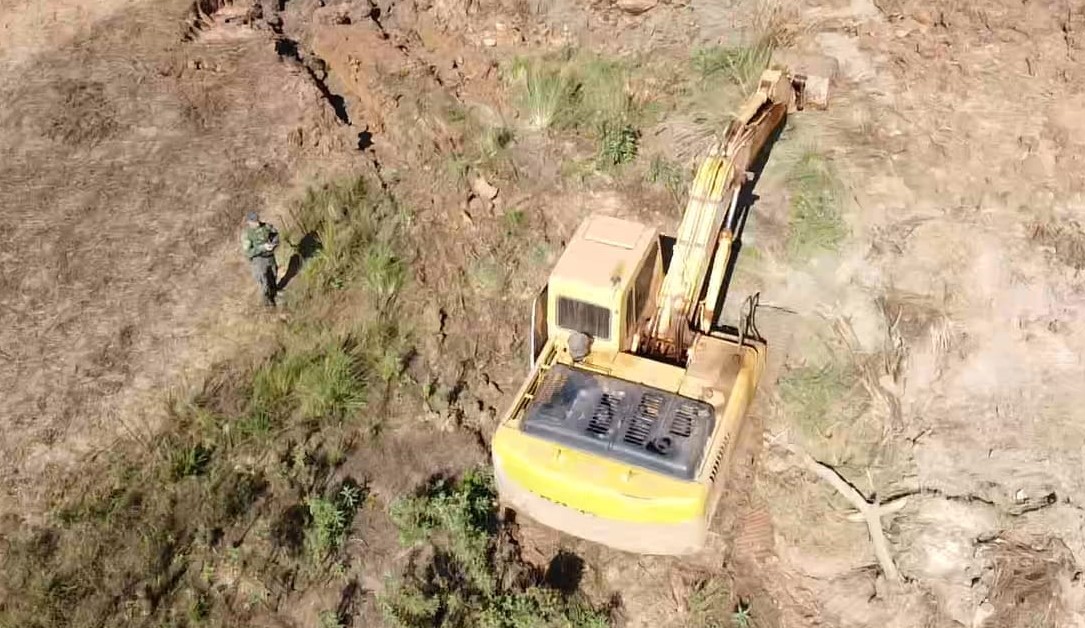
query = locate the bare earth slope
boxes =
[0,0,351,513]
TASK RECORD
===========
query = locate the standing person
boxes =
[241,211,281,307]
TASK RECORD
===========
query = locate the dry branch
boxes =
[787,444,904,586]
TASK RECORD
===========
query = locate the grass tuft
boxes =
[510,58,576,130]
[692,42,774,96]
[294,341,368,424]
[786,151,847,260]
[510,52,648,171]
[687,578,732,628]
[287,177,411,300]
[777,362,857,440]
[646,155,688,211]
[166,441,214,479]
[318,609,346,628]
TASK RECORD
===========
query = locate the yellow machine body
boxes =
[491,214,766,555]
[491,68,820,555]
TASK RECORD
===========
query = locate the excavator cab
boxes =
[530,215,661,364]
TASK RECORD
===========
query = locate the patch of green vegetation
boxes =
[188,590,212,623]
[469,255,508,296]
[509,52,647,170]
[785,151,847,260]
[732,602,754,628]
[318,609,346,628]
[692,42,774,95]
[446,152,472,183]
[241,325,409,436]
[687,578,731,628]
[435,101,518,185]
[382,470,609,628]
[646,155,688,211]
[503,208,526,234]
[166,441,215,480]
[777,362,858,440]
[305,483,365,562]
[596,120,639,167]
[513,58,576,130]
[294,341,369,424]
[362,239,408,304]
[286,177,411,299]
[559,158,596,184]
[0,176,411,628]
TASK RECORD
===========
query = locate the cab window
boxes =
[556,297,611,340]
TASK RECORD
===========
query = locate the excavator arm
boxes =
[635,69,824,362]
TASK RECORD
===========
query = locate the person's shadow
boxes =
[278,231,321,290]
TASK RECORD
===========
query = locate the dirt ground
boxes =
[3,0,1085,626]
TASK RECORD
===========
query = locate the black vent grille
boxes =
[624,393,665,446]
[639,392,664,419]
[533,369,568,423]
[588,392,621,436]
[519,365,717,480]
[707,448,726,482]
[669,403,699,438]
[534,369,567,403]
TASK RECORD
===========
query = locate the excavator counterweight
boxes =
[490,68,826,555]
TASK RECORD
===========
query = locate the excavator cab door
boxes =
[530,284,549,367]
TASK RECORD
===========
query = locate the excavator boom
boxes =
[637,69,819,361]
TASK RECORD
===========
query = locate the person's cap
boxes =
[245,211,259,222]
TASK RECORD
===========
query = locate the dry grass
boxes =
[1029,219,1085,271]
[982,536,1075,628]
[752,0,806,49]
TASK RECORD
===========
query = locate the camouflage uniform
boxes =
[242,219,280,306]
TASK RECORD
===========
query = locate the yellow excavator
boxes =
[491,68,827,555]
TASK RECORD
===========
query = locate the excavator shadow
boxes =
[710,119,788,330]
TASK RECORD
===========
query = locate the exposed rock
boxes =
[616,0,657,15]
[466,193,488,215]
[471,175,498,200]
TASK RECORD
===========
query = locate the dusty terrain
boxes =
[2,0,1085,626]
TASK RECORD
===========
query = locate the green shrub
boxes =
[305,483,365,562]
[596,121,639,167]
[382,470,608,628]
